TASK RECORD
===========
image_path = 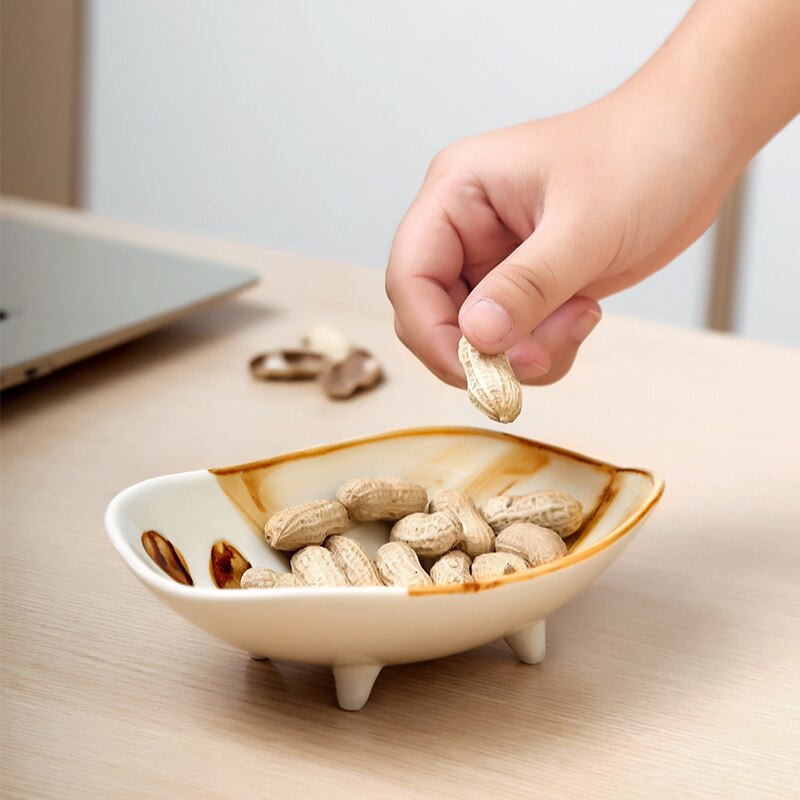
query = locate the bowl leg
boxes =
[504,619,546,664]
[248,653,270,661]
[332,662,383,711]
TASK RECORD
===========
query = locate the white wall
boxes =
[84,0,720,330]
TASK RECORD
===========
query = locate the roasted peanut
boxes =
[265,499,349,551]
[336,478,428,521]
[457,336,522,424]
[290,546,349,586]
[325,535,383,586]
[240,568,301,589]
[482,491,584,537]
[495,522,568,566]
[375,542,432,587]
[274,573,301,588]
[389,511,462,558]
[429,490,494,558]
[471,552,528,581]
[430,550,472,585]
[240,566,280,588]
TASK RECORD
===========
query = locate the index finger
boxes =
[385,199,466,385]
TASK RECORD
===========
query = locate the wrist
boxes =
[617,0,800,185]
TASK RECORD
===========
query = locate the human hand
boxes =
[386,98,727,387]
[385,0,800,387]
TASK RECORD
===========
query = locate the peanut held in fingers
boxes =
[457,336,522,424]
[429,490,495,558]
[375,542,432,587]
[325,535,383,586]
[336,477,428,521]
[482,491,584,537]
[471,552,529,581]
[265,499,349,551]
[389,511,462,558]
[495,523,568,567]
[430,550,472,585]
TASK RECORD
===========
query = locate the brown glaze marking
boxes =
[462,445,551,501]
[409,472,665,597]
[397,440,480,491]
[242,471,266,513]
[409,575,525,596]
[141,531,193,586]
[208,427,620,532]
[211,470,272,534]
[209,540,252,589]
[564,480,620,553]
[208,426,627,477]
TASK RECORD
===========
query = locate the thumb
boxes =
[459,223,598,353]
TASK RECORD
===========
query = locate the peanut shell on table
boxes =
[249,350,326,380]
[320,349,383,399]
[301,324,352,363]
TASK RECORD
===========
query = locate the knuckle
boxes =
[428,137,475,177]
[428,146,458,176]
[501,257,560,313]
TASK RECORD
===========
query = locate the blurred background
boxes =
[2,0,798,345]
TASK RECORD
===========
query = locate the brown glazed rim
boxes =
[209,426,665,597]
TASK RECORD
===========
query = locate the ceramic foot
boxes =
[505,619,546,664]
[332,662,383,711]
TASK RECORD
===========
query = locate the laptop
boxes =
[0,215,258,389]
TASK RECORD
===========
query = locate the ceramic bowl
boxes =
[105,427,664,710]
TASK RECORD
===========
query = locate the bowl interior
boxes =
[109,427,660,591]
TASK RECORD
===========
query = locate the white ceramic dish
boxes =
[105,427,664,710]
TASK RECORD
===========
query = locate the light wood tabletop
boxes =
[1,200,798,799]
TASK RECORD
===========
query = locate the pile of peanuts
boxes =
[240,478,584,589]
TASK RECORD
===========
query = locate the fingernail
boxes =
[572,308,602,343]
[461,298,513,345]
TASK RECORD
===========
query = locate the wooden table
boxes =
[2,200,798,799]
